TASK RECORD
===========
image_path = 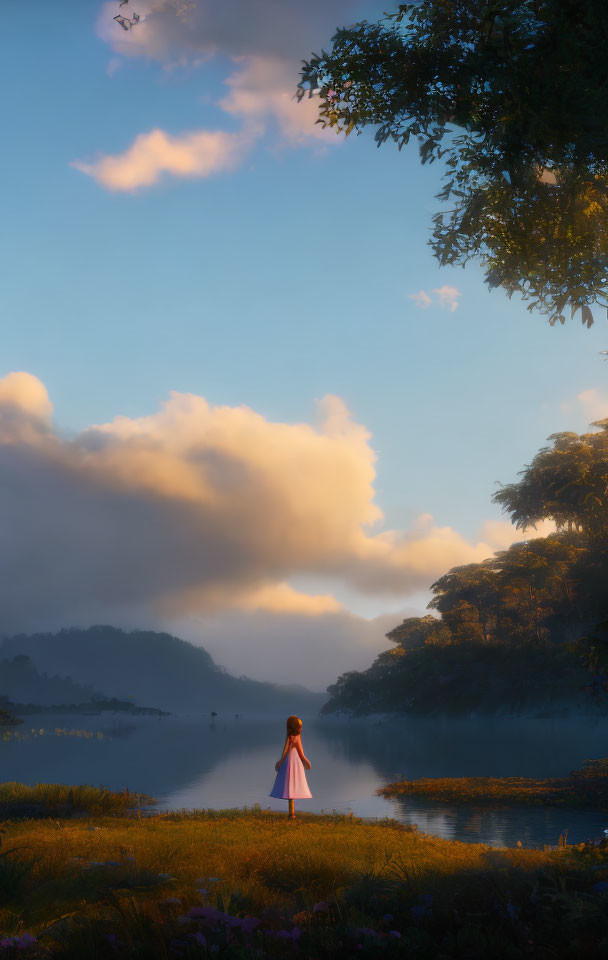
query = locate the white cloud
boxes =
[408,290,432,310]
[557,388,608,431]
[433,285,462,312]
[74,0,371,190]
[0,372,535,650]
[408,286,463,312]
[573,388,608,427]
[71,127,250,191]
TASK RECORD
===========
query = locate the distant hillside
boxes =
[0,653,167,716]
[0,653,99,706]
[0,626,324,715]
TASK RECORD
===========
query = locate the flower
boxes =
[410,905,426,919]
[313,901,330,914]
[389,931,401,939]
[241,917,260,934]
[594,881,608,894]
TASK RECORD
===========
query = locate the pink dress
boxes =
[269,734,312,799]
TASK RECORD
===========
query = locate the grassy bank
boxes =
[1,792,608,957]
[0,783,153,818]
[379,758,608,808]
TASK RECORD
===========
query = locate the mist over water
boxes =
[3,713,608,848]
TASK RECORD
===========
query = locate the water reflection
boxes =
[1,712,608,848]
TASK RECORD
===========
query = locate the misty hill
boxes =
[0,626,324,715]
[0,653,99,706]
[0,653,167,716]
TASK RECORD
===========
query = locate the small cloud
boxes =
[408,286,462,312]
[408,290,432,310]
[558,388,608,430]
[71,127,251,192]
[433,285,462,312]
[236,582,342,616]
[576,388,608,426]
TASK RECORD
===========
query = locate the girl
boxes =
[269,715,312,818]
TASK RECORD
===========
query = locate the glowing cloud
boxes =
[409,286,463,312]
[408,290,432,310]
[71,127,249,191]
[433,285,462,312]
[0,371,530,641]
[75,0,353,190]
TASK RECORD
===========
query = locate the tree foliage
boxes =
[298,0,608,324]
[324,421,608,714]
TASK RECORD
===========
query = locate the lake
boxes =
[3,712,608,848]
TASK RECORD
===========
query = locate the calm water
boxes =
[3,712,608,848]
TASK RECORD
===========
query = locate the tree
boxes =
[492,423,608,543]
[298,0,608,325]
[429,561,501,643]
[385,614,450,649]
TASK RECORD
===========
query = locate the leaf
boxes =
[581,305,594,328]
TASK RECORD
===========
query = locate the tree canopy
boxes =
[323,421,608,714]
[298,0,608,325]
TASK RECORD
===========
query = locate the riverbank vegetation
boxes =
[0,783,152,819]
[379,758,608,808]
[2,799,608,958]
[324,424,608,716]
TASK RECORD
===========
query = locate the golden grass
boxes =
[0,809,576,926]
[1,802,608,957]
[0,782,151,817]
[378,758,608,807]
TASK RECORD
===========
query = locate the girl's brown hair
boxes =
[286,715,303,736]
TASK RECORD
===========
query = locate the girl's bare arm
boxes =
[275,736,289,771]
[294,735,311,770]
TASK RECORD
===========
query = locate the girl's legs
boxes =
[288,799,295,819]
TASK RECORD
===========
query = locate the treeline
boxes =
[0,654,168,717]
[0,653,100,706]
[324,423,608,715]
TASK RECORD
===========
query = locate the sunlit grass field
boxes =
[2,784,608,958]
[379,758,608,808]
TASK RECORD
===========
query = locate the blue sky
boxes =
[0,0,606,686]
